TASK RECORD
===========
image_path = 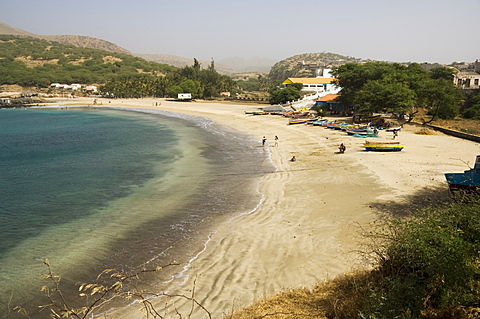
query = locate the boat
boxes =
[244,111,267,115]
[289,119,308,125]
[386,127,402,132]
[347,128,376,136]
[445,156,480,193]
[364,141,404,151]
[347,128,368,135]
[312,120,328,126]
[325,122,347,129]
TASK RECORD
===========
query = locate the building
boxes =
[84,86,98,93]
[0,98,11,105]
[454,71,480,89]
[282,77,337,93]
[313,94,352,114]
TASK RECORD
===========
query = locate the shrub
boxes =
[361,200,480,318]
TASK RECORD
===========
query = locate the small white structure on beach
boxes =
[177,93,192,100]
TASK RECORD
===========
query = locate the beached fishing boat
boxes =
[289,119,308,125]
[364,141,404,151]
[312,120,328,126]
[347,128,368,135]
[347,128,376,136]
[445,155,480,193]
[386,127,402,132]
[244,111,267,115]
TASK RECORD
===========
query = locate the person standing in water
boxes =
[262,136,267,146]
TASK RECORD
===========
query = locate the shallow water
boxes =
[0,107,273,318]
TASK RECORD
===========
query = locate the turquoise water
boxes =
[0,107,272,318]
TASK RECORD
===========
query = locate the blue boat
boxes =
[445,156,480,193]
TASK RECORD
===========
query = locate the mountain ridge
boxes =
[0,21,132,55]
[0,21,274,74]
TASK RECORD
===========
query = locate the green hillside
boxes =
[0,35,177,87]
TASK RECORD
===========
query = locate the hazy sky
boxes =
[1,0,479,64]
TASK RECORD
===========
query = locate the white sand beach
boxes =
[47,97,480,317]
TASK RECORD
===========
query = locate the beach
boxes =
[45,97,480,317]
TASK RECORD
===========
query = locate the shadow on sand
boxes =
[368,185,453,217]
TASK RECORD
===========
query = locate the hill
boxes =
[0,35,177,87]
[268,52,365,81]
[0,21,132,55]
[0,21,273,74]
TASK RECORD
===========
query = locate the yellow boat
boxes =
[364,141,404,151]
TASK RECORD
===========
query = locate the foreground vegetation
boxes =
[230,195,480,319]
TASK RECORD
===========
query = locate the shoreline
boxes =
[43,97,480,317]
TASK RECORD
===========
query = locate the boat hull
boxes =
[289,120,307,125]
[445,170,480,193]
[364,142,404,151]
[444,156,480,193]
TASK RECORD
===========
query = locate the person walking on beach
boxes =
[262,136,267,146]
[274,135,279,147]
[393,129,398,139]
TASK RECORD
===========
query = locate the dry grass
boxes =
[431,118,480,135]
[225,271,373,319]
[14,56,59,67]
[414,126,437,135]
[226,269,480,319]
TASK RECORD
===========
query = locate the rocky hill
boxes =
[268,52,365,81]
[0,21,132,55]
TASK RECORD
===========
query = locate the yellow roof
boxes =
[282,77,335,85]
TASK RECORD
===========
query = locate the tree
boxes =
[269,84,302,105]
[354,80,416,117]
[461,92,480,119]
[429,66,455,81]
[331,62,463,121]
[422,79,463,122]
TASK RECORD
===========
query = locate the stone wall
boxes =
[427,124,480,143]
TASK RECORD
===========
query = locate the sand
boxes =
[45,97,480,317]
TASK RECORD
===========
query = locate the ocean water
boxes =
[0,107,273,318]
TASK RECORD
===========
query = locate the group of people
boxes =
[262,135,279,147]
[263,135,349,162]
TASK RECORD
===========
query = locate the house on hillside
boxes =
[0,98,11,105]
[282,77,337,93]
[454,71,480,89]
[84,86,98,93]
